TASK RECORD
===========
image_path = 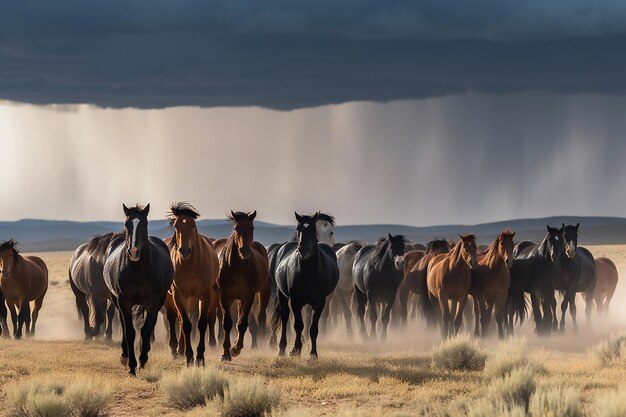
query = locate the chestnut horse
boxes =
[427,234,478,338]
[0,240,48,339]
[212,211,270,361]
[591,257,618,315]
[163,202,219,365]
[470,231,515,339]
[397,239,452,327]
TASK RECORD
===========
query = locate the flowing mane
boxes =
[426,238,450,254]
[85,232,124,254]
[0,239,20,263]
[168,202,200,224]
[369,234,407,267]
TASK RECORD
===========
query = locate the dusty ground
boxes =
[0,245,625,416]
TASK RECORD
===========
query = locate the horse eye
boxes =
[330,232,334,235]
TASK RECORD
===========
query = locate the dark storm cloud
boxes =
[2,1,626,109]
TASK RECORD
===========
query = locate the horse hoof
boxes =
[309,353,318,361]
[290,349,301,357]
[128,369,137,377]
[120,356,129,366]
[230,347,241,358]
[196,357,205,367]
[277,349,286,357]
[220,355,232,362]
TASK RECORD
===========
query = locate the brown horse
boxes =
[397,239,452,327]
[0,240,48,339]
[162,202,220,366]
[591,257,618,315]
[427,234,478,338]
[212,211,270,361]
[470,231,515,339]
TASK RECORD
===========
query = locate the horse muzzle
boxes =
[238,248,251,260]
[393,256,404,270]
[179,246,191,260]
[128,247,141,262]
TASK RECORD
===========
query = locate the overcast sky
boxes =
[1,2,625,225]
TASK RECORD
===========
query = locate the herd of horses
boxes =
[0,203,620,376]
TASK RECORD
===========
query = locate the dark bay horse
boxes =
[212,211,269,361]
[0,240,48,339]
[470,231,515,339]
[352,234,406,341]
[104,204,174,375]
[270,213,339,357]
[507,225,564,336]
[162,202,219,365]
[593,257,618,315]
[397,239,452,327]
[427,234,478,338]
[554,223,596,332]
[69,232,121,339]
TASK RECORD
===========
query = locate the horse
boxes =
[397,238,452,328]
[0,287,7,337]
[554,223,596,332]
[507,225,564,336]
[469,231,515,339]
[427,234,478,338]
[352,234,406,340]
[162,202,220,365]
[0,240,48,339]
[326,241,363,338]
[270,212,339,357]
[69,232,121,340]
[103,204,174,375]
[212,211,270,361]
[592,257,618,315]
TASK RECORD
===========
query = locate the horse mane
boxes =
[227,211,249,222]
[347,240,363,250]
[426,238,450,254]
[316,212,335,226]
[168,202,200,225]
[125,204,146,216]
[0,239,20,263]
[485,230,513,259]
[85,232,124,254]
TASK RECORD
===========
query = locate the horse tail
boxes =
[269,295,281,335]
[507,287,527,325]
[132,305,146,329]
[69,269,85,321]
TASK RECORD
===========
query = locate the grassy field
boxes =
[1,246,625,416]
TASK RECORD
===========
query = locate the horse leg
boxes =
[380,301,393,341]
[248,303,259,350]
[15,299,30,339]
[529,292,543,335]
[320,295,331,335]
[92,297,105,337]
[439,294,451,339]
[30,291,45,337]
[207,287,219,348]
[291,302,304,357]
[355,287,368,340]
[0,290,8,338]
[256,281,271,340]
[481,303,493,338]
[277,291,290,356]
[118,299,137,375]
[559,293,569,332]
[219,294,234,362]
[584,289,594,327]
[195,293,211,366]
[454,296,468,336]
[568,292,578,333]
[165,302,179,357]
[397,284,409,328]
[139,297,163,369]
[309,300,325,359]
[495,300,506,340]
[105,300,115,340]
[472,296,481,338]
[301,305,312,343]
[70,278,93,339]
[540,294,554,336]
[338,292,353,339]
[368,298,378,340]
[173,289,194,365]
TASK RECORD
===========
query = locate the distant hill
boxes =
[0,216,625,252]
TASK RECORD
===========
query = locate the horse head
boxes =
[459,234,478,269]
[123,203,150,262]
[295,212,319,260]
[169,202,200,260]
[228,210,256,260]
[0,239,18,279]
[315,212,336,246]
[562,223,579,259]
[386,233,406,270]
[545,225,565,263]
[498,230,516,268]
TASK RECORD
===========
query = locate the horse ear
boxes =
[511,231,516,238]
[546,225,552,233]
[562,223,565,229]
[143,203,150,216]
[295,212,303,223]
[388,233,393,240]
[248,210,257,221]
[231,210,236,219]
[559,224,565,232]
[313,211,320,222]
[576,223,580,230]
[123,204,130,216]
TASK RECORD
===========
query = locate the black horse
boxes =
[103,204,174,375]
[507,225,564,336]
[69,232,121,339]
[270,212,339,358]
[554,223,596,332]
[0,287,7,337]
[352,234,406,340]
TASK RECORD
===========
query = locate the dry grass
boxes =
[221,377,281,417]
[432,335,487,372]
[160,367,229,410]
[0,246,625,416]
